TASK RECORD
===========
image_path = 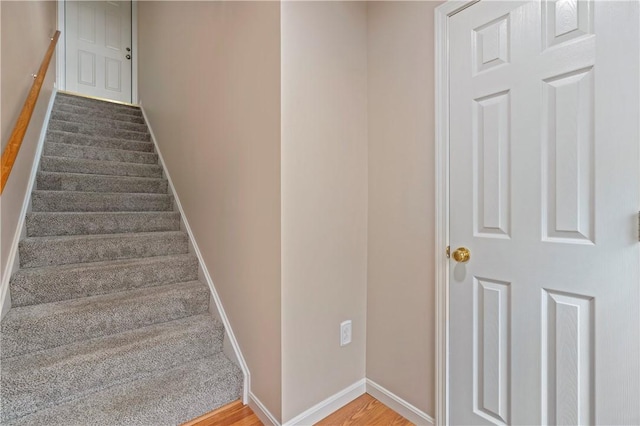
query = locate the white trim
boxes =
[57,1,66,90]
[131,0,138,104]
[434,2,480,425]
[249,391,280,426]
[0,87,58,320]
[283,379,366,426]
[139,104,250,405]
[365,379,434,426]
[57,0,138,104]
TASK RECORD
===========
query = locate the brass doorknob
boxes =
[452,247,470,263]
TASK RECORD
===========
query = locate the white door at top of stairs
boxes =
[447,1,640,425]
[65,1,133,103]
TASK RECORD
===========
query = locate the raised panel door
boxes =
[449,1,639,424]
[65,1,132,103]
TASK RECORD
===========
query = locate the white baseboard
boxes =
[283,379,367,426]
[366,379,434,426]
[0,87,57,320]
[249,391,281,426]
[248,378,433,426]
[139,104,250,404]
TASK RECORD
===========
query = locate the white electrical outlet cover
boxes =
[340,320,352,346]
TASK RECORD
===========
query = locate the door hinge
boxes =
[638,212,640,241]
[446,246,451,258]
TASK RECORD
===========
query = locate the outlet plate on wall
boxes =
[340,320,352,346]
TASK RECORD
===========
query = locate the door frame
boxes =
[56,0,139,104]
[434,1,480,425]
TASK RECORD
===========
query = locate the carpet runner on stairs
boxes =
[0,92,242,425]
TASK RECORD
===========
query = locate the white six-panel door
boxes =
[448,0,639,424]
[65,1,132,103]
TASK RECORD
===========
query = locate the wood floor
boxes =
[184,394,413,426]
[315,394,413,426]
[182,400,261,426]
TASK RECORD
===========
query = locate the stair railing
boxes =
[1,30,60,194]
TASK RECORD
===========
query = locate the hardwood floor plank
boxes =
[182,400,262,426]
[315,393,414,426]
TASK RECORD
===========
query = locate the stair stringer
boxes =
[0,87,58,321]
[139,104,250,404]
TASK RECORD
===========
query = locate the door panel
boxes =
[449,1,639,424]
[474,90,510,238]
[542,67,594,244]
[65,1,132,103]
[474,277,511,424]
[541,289,594,425]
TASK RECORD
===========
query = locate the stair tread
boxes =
[50,118,149,134]
[1,281,209,359]
[26,210,180,237]
[41,156,162,178]
[54,103,146,123]
[46,129,154,148]
[38,170,166,182]
[31,190,173,200]
[27,210,179,218]
[55,94,143,114]
[12,252,196,276]
[1,314,223,422]
[49,117,149,134]
[36,171,168,194]
[22,230,184,244]
[42,153,161,167]
[31,190,173,212]
[51,110,148,132]
[10,252,198,310]
[19,231,188,268]
[33,189,170,195]
[5,352,242,426]
[44,142,158,164]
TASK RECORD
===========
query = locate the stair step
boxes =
[41,155,162,178]
[0,281,209,359]
[44,142,158,165]
[26,211,180,237]
[5,352,242,426]
[36,171,168,194]
[55,93,142,116]
[32,190,173,212]
[50,110,149,133]
[10,254,199,307]
[19,231,188,268]
[46,130,154,152]
[54,102,146,124]
[1,315,222,422]
[49,119,151,142]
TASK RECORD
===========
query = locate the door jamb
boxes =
[434,1,480,425]
[56,1,65,91]
[56,0,139,104]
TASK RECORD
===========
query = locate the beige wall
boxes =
[140,1,440,421]
[137,2,282,419]
[366,1,442,417]
[281,1,369,422]
[1,0,57,288]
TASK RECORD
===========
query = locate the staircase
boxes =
[0,92,243,425]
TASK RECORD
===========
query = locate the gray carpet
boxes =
[1,92,242,425]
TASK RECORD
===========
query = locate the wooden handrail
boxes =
[1,30,60,194]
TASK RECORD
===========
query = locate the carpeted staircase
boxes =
[0,92,243,425]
